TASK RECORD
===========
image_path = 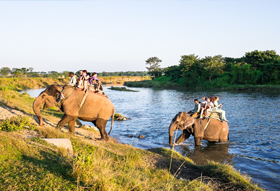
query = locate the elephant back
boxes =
[209,111,222,121]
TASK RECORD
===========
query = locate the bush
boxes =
[0,116,35,132]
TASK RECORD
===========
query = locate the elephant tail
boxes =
[108,107,115,135]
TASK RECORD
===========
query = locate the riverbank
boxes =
[125,80,280,91]
[100,76,150,84]
[0,87,263,190]
[0,76,150,91]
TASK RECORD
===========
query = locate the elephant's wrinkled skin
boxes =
[33,85,115,140]
[169,112,229,146]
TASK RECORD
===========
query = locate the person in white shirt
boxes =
[67,72,77,86]
[205,97,214,118]
[199,96,207,118]
[213,96,228,122]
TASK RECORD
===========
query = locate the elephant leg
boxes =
[57,114,75,130]
[93,118,109,141]
[194,137,202,146]
[176,130,191,144]
[68,118,77,135]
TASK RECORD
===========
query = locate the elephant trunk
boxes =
[169,121,177,145]
[33,94,45,126]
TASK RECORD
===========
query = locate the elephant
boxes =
[33,85,115,140]
[169,112,229,146]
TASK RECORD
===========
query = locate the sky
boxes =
[0,0,280,73]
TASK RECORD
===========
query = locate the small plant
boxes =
[30,137,48,146]
[0,86,8,92]
[0,116,35,132]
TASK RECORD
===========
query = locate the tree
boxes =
[0,67,11,76]
[21,68,29,75]
[28,67,34,73]
[244,50,280,70]
[62,71,70,79]
[179,54,200,76]
[201,55,225,81]
[48,71,60,78]
[145,57,162,78]
[164,65,181,81]
[230,63,261,85]
[12,68,23,78]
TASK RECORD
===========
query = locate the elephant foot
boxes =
[56,126,62,130]
[69,132,75,136]
[194,137,202,146]
[101,136,109,141]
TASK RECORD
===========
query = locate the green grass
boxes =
[0,77,68,91]
[0,116,35,132]
[0,131,213,191]
[199,161,261,191]
[0,132,76,190]
[0,129,261,190]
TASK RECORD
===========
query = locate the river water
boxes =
[22,86,280,191]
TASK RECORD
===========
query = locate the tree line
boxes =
[145,50,280,87]
[0,67,149,78]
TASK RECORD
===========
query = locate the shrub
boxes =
[0,86,8,92]
[0,116,35,132]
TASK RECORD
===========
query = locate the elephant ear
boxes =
[184,118,195,134]
[55,91,64,103]
[183,118,195,129]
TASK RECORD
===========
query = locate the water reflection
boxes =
[180,143,234,165]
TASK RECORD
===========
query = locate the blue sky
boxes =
[0,0,279,72]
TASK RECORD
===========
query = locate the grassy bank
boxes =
[0,76,151,91]
[0,85,262,190]
[0,77,68,91]
[0,127,262,191]
[125,77,280,91]
[100,76,151,84]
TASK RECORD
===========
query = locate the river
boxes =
[22,86,280,191]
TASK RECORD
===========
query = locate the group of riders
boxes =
[66,70,105,96]
[65,71,227,122]
[189,96,228,122]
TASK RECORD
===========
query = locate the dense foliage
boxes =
[97,71,149,77]
[162,50,280,88]
[0,68,149,78]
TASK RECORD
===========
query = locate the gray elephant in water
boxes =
[33,85,115,140]
[169,112,229,146]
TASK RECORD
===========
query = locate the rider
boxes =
[77,70,89,91]
[213,96,228,122]
[205,97,214,118]
[199,96,207,118]
[189,99,201,118]
[90,72,103,92]
[67,72,76,86]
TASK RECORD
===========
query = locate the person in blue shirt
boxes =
[189,99,201,118]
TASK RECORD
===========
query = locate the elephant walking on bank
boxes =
[169,112,229,146]
[33,85,115,140]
